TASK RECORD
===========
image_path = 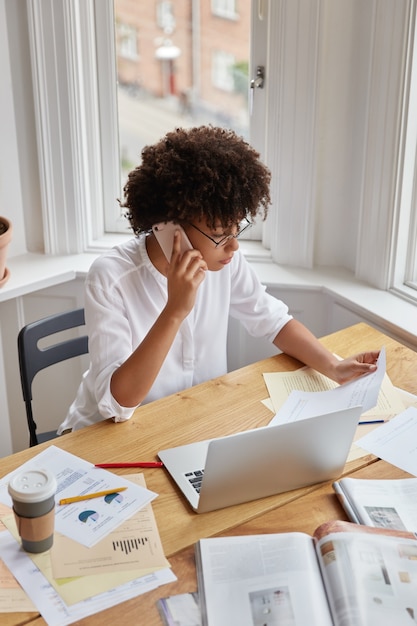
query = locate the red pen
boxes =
[94,462,164,468]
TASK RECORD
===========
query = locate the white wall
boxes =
[1,277,86,454]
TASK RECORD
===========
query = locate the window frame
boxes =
[27,0,417,309]
[27,0,126,252]
[390,1,417,301]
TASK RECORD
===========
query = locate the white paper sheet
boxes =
[355,406,417,476]
[269,347,386,425]
[0,446,157,547]
[0,529,175,626]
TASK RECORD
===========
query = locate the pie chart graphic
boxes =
[104,492,124,504]
[78,510,99,523]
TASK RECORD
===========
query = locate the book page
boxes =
[196,533,333,626]
[315,528,417,626]
[334,477,417,531]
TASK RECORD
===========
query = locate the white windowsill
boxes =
[1,246,417,348]
[0,252,101,302]
[251,261,417,349]
[0,240,271,302]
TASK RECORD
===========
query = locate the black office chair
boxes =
[18,308,88,446]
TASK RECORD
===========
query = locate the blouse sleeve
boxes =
[84,265,139,422]
[229,251,293,343]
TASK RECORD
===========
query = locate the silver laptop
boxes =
[158,406,363,513]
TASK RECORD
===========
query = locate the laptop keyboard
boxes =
[185,469,205,493]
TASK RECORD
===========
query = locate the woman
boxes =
[59,126,378,433]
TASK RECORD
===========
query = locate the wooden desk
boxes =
[2,323,416,625]
[80,461,413,626]
[26,462,415,626]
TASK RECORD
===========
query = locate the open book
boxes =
[195,520,417,626]
[333,477,417,531]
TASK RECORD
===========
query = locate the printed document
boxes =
[0,528,175,626]
[1,474,169,605]
[355,406,417,476]
[268,347,387,426]
[0,504,35,612]
[49,473,168,579]
[0,446,157,547]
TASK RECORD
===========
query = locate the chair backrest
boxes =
[17,308,88,446]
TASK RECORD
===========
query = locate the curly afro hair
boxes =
[121,125,271,236]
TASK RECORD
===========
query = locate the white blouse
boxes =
[58,235,292,432]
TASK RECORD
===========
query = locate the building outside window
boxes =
[114,0,250,192]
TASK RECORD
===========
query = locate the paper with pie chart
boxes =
[0,446,157,547]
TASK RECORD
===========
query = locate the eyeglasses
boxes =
[186,218,252,248]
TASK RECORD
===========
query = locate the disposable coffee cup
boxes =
[8,468,57,553]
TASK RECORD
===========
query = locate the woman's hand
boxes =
[165,230,208,320]
[111,231,207,408]
[274,320,381,385]
[331,351,380,385]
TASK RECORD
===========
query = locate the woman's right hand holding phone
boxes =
[111,231,207,408]
[165,230,208,320]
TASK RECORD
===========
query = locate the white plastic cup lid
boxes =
[8,469,57,503]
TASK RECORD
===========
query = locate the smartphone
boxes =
[152,222,193,261]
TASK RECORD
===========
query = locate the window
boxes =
[113,0,252,233]
[156,1,175,32]
[390,9,417,301]
[117,22,138,60]
[26,0,417,308]
[212,50,236,92]
[211,0,237,20]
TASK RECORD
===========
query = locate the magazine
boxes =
[194,520,417,625]
[333,476,417,530]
